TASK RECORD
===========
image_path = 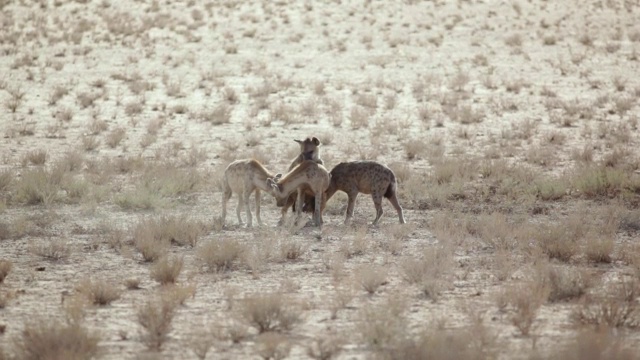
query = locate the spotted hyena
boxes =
[323,161,406,225]
[267,160,330,228]
[220,159,281,227]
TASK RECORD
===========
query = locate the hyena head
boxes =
[294,137,321,161]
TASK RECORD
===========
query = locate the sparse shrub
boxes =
[306,335,343,360]
[401,246,453,301]
[29,239,70,261]
[239,293,301,333]
[572,165,628,198]
[505,281,548,336]
[349,106,370,129]
[76,278,122,305]
[125,100,143,116]
[583,234,614,263]
[150,256,184,285]
[358,297,406,352]
[534,178,567,201]
[535,222,581,262]
[256,332,291,360]
[23,150,48,166]
[0,170,12,193]
[546,266,591,302]
[137,297,178,350]
[14,317,100,360]
[573,280,640,328]
[125,277,141,290]
[14,167,64,205]
[355,264,387,295]
[160,283,196,306]
[277,240,305,262]
[0,260,12,283]
[198,238,245,272]
[81,135,100,152]
[403,138,427,160]
[105,127,126,148]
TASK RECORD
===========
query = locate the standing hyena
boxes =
[221,159,281,228]
[324,161,406,225]
[279,137,324,224]
[267,160,331,228]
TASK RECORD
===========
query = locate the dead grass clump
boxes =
[198,238,245,272]
[160,283,197,306]
[76,278,122,305]
[133,223,170,263]
[355,264,387,295]
[403,138,427,160]
[535,222,581,262]
[277,240,305,262]
[29,239,71,261]
[22,150,48,166]
[105,127,126,148]
[14,167,64,205]
[306,334,343,360]
[255,332,291,360]
[546,266,592,302]
[583,234,614,264]
[200,104,232,125]
[571,166,629,198]
[504,281,548,336]
[401,246,453,301]
[239,293,301,333]
[358,297,406,352]
[14,318,100,360]
[0,260,12,283]
[115,188,164,210]
[476,212,517,251]
[0,170,12,193]
[137,297,178,350]
[125,278,141,290]
[573,279,640,328]
[349,106,370,129]
[533,178,567,201]
[550,326,636,360]
[150,256,184,285]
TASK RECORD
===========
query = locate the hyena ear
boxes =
[266,178,275,187]
[312,137,320,146]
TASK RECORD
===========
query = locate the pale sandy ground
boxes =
[1,0,640,359]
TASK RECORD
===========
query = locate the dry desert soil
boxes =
[1,0,640,359]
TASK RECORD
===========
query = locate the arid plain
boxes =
[1,0,640,359]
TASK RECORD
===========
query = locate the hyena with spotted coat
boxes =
[324,161,406,225]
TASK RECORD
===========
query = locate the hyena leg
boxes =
[345,190,359,224]
[314,191,323,228]
[243,188,253,228]
[387,191,406,224]
[221,186,232,226]
[295,188,304,217]
[236,192,244,225]
[255,189,263,226]
[371,191,384,225]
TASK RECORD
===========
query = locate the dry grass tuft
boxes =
[306,334,343,360]
[0,260,12,283]
[76,278,122,306]
[14,317,100,360]
[29,239,71,261]
[150,256,184,285]
[137,296,178,351]
[198,238,245,272]
[239,293,301,333]
[14,167,64,205]
[573,279,640,329]
[355,264,387,295]
[255,332,291,360]
[400,246,453,301]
